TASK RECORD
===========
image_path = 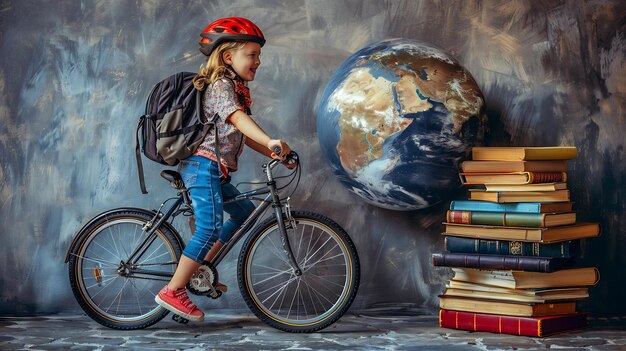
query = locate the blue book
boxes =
[449,200,572,214]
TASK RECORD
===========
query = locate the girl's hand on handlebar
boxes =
[267,139,292,159]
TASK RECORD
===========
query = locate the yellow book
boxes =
[450,267,600,289]
[446,281,589,303]
[461,160,568,173]
[472,146,578,161]
[469,189,570,203]
[483,183,567,192]
[443,222,600,243]
[439,296,576,317]
[460,172,567,185]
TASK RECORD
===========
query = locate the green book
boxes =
[446,210,576,227]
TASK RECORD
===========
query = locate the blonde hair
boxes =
[193,41,247,90]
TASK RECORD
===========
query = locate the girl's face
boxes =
[224,42,261,81]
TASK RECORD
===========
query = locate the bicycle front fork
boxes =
[273,201,302,276]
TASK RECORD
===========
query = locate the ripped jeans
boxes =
[178,155,255,263]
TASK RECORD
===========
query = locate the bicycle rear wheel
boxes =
[67,209,182,329]
[238,210,360,333]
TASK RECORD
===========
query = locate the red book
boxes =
[439,309,587,337]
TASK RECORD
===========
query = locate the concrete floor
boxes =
[1,307,625,350]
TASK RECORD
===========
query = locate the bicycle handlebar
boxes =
[266,148,299,183]
[271,146,298,166]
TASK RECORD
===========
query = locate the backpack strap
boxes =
[194,88,227,182]
[135,116,149,194]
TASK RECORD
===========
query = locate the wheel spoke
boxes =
[89,275,121,300]
[92,240,123,262]
[302,226,321,265]
[309,273,346,290]
[128,223,143,259]
[302,276,319,317]
[129,278,148,316]
[140,241,167,263]
[266,233,293,267]
[304,252,345,272]
[286,278,302,320]
[108,222,123,261]
[107,278,130,315]
[302,236,333,268]
[302,279,326,315]
[257,275,298,302]
[252,267,292,286]
[71,254,119,268]
[299,275,336,306]
[267,277,292,312]
[85,274,118,291]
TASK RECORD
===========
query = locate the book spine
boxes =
[444,237,579,258]
[529,172,567,183]
[447,211,544,227]
[469,190,570,203]
[449,200,542,213]
[432,253,573,272]
[439,309,586,337]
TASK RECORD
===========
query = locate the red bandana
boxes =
[224,67,252,110]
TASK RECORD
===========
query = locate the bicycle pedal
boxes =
[208,290,222,299]
[172,314,189,324]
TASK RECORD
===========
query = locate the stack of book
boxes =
[434,146,601,337]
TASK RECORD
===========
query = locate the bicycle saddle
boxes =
[160,170,183,184]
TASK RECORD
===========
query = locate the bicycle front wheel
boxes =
[238,210,360,333]
[67,209,182,330]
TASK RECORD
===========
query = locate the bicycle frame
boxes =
[123,158,302,280]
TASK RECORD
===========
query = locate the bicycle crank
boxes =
[186,261,221,299]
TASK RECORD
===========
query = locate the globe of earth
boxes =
[317,39,487,211]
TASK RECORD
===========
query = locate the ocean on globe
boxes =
[317,39,486,211]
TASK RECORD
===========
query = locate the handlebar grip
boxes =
[272,146,298,165]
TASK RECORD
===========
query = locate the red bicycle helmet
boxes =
[199,17,266,56]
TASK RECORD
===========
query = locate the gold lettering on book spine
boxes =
[533,242,540,256]
[462,211,470,224]
[510,241,522,255]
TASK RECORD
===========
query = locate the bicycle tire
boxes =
[68,209,183,330]
[238,210,359,333]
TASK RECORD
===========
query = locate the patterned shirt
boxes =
[193,68,252,171]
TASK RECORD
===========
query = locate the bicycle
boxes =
[65,151,360,333]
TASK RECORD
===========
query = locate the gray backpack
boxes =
[135,72,215,194]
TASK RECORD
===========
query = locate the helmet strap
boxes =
[226,65,245,82]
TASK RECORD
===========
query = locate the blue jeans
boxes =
[178,155,255,263]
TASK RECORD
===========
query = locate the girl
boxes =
[155,17,295,322]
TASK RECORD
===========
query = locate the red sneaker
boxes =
[155,285,204,322]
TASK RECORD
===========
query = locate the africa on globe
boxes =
[317,39,486,211]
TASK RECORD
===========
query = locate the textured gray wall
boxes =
[1,0,625,321]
